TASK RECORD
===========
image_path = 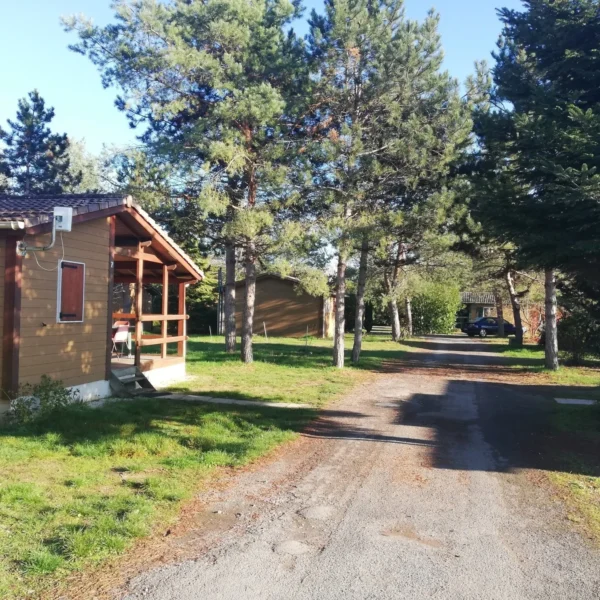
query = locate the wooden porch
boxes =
[108,210,201,373]
[112,355,185,373]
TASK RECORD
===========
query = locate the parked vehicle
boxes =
[462,317,517,338]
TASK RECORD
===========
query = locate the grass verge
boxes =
[488,341,600,396]
[545,404,600,543]
[0,399,316,599]
[170,334,406,406]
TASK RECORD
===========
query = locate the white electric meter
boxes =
[54,207,73,232]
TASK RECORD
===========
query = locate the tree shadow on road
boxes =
[397,380,600,477]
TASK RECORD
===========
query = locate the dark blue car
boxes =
[463,317,517,338]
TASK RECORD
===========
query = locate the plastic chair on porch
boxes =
[112,325,130,358]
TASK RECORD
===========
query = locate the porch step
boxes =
[119,374,148,383]
[110,366,157,398]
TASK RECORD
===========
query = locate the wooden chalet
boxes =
[0,194,203,414]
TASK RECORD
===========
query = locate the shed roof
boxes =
[0,194,204,281]
[460,291,497,305]
[235,273,301,288]
[235,273,335,298]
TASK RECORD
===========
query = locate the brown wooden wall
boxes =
[19,219,111,388]
[235,278,324,338]
[0,239,6,415]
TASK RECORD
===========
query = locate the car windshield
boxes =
[473,317,514,327]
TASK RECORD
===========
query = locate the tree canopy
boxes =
[0,90,81,195]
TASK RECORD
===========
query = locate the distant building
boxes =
[235,274,334,338]
[460,292,498,324]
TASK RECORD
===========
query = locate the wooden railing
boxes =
[112,312,189,358]
[112,247,188,364]
[113,313,189,322]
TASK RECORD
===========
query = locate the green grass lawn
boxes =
[486,341,600,395]
[0,399,316,599]
[546,404,600,543]
[0,334,403,599]
[170,334,405,406]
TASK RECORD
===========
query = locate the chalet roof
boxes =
[0,194,203,281]
[460,291,497,305]
[0,194,124,226]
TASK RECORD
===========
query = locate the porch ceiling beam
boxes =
[114,249,164,264]
[121,208,202,282]
[115,235,152,247]
[114,276,195,284]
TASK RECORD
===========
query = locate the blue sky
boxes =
[1,0,523,154]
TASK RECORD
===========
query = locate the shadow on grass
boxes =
[185,338,405,372]
[0,398,376,451]
[0,398,317,451]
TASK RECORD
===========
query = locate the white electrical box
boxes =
[54,207,73,232]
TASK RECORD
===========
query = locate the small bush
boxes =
[557,310,600,364]
[412,283,462,335]
[538,311,600,364]
[8,375,82,424]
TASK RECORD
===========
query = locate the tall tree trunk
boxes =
[505,270,523,346]
[389,300,401,342]
[383,267,401,342]
[405,297,413,338]
[333,252,348,368]
[351,237,369,364]
[241,241,256,364]
[544,268,559,371]
[495,288,505,337]
[389,244,404,342]
[224,241,236,353]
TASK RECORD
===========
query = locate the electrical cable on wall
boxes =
[30,232,65,272]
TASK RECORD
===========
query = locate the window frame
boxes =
[56,259,86,324]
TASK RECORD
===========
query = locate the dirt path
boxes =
[118,336,600,600]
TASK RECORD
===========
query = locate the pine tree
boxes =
[65,139,101,193]
[0,151,9,193]
[307,0,470,366]
[66,0,309,363]
[473,0,600,369]
[0,90,81,195]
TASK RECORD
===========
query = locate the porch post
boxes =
[105,216,116,380]
[161,264,168,359]
[178,282,187,358]
[134,246,144,367]
[2,235,23,396]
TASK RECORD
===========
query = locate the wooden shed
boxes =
[235,274,334,339]
[0,194,203,415]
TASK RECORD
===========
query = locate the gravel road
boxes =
[121,336,600,600]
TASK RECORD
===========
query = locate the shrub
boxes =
[412,283,462,335]
[557,309,600,364]
[9,375,82,424]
